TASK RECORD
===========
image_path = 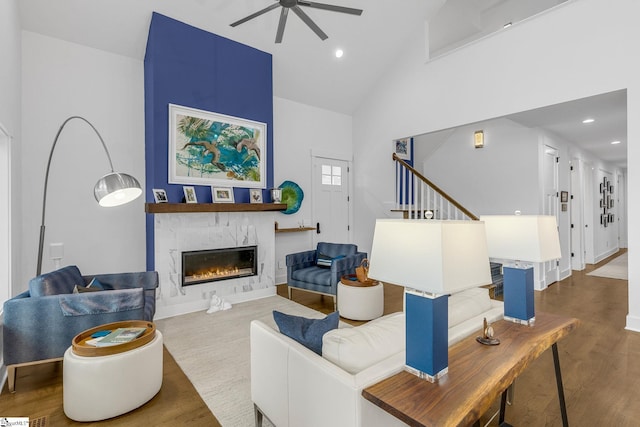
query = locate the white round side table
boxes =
[338,277,384,321]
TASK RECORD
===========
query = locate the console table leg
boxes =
[498,388,511,427]
[552,343,569,427]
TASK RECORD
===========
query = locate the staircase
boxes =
[392,154,504,297]
[392,153,478,221]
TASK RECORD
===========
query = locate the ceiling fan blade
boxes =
[298,1,363,16]
[275,8,289,43]
[291,5,328,40]
[230,2,280,27]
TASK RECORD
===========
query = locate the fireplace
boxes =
[182,246,257,286]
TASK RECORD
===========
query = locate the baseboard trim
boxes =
[625,314,640,332]
[154,287,277,319]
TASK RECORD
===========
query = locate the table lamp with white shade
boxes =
[480,215,562,326]
[368,219,491,382]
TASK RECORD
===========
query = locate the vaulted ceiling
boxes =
[17,0,625,167]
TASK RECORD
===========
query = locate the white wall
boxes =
[0,0,22,298]
[351,0,640,331]
[413,117,624,285]
[415,118,540,215]
[20,32,146,288]
[273,97,353,284]
[16,34,353,293]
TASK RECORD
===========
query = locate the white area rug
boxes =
[156,295,325,427]
[587,253,628,280]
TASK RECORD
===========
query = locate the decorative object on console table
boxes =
[368,219,492,382]
[36,116,142,275]
[480,214,562,326]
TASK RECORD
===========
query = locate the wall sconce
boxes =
[474,130,484,148]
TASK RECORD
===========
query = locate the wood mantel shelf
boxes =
[145,203,286,214]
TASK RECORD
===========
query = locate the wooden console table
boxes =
[362,311,579,427]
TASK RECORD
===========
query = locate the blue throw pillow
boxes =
[316,253,345,268]
[29,265,84,297]
[87,277,105,290]
[273,310,340,355]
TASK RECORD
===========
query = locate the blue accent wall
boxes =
[144,13,273,270]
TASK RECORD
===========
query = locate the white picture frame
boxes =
[152,188,168,203]
[183,186,197,203]
[212,187,235,203]
[393,138,412,160]
[250,189,263,204]
[169,103,267,189]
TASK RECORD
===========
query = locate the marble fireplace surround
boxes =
[151,207,279,319]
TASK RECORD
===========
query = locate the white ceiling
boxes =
[416,90,628,169]
[17,0,626,167]
[506,90,627,169]
[18,0,436,115]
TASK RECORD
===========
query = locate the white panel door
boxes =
[312,157,350,245]
[543,145,559,285]
[570,158,585,271]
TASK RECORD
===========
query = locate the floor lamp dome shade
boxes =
[94,172,142,207]
[36,116,142,275]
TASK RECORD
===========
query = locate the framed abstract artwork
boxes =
[169,104,267,188]
[393,138,412,160]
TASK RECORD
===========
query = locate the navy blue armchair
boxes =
[3,266,158,392]
[286,242,366,310]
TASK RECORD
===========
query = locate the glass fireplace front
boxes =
[181,246,257,286]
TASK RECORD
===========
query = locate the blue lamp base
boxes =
[503,265,535,326]
[405,290,449,382]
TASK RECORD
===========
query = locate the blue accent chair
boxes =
[3,266,158,392]
[286,242,367,310]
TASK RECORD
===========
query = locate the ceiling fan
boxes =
[230,0,363,43]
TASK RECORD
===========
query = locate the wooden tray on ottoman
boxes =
[72,320,156,357]
[341,274,378,287]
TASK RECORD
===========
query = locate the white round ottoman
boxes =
[63,330,163,421]
[338,280,384,321]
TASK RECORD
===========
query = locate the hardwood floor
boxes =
[2,251,634,426]
[0,347,221,426]
[283,250,639,426]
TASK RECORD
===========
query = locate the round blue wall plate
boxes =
[279,180,303,214]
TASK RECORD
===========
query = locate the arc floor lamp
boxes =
[36,116,142,275]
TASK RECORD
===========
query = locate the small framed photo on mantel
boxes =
[212,187,235,203]
[183,186,197,203]
[250,189,263,204]
[153,189,168,203]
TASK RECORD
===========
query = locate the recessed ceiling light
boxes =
[335,49,344,58]
[503,22,513,28]
[582,118,595,124]
[611,140,621,145]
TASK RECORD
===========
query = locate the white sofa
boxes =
[250,287,503,427]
